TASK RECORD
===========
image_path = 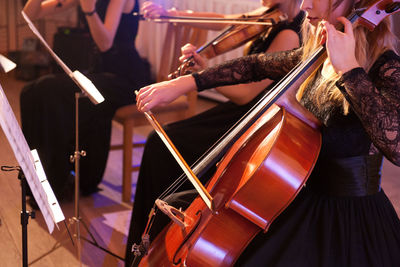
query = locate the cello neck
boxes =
[160,0,400,200]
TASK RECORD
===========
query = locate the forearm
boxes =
[215,79,273,105]
[84,14,115,51]
[192,49,302,91]
[23,0,43,19]
[337,64,400,165]
[23,0,77,20]
[136,75,198,112]
[82,0,125,52]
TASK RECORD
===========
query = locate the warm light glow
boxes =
[195,237,227,262]
[265,158,301,189]
[71,71,105,104]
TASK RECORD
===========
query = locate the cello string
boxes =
[157,42,330,201]
[156,6,363,203]
[157,9,287,200]
[156,77,282,201]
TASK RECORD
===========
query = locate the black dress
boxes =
[190,48,400,266]
[20,0,151,200]
[125,12,305,266]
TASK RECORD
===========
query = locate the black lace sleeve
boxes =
[336,50,400,166]
[192,48,302,91]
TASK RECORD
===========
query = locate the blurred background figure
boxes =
[20,0,152,202]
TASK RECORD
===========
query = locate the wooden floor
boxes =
[0,71,399,267]
[0,71,216,267]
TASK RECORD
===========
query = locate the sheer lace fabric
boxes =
[193,49,302,90]
[336,50,400,165]
[192,49,400,165]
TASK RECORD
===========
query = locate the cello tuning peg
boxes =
[385,2,400,13]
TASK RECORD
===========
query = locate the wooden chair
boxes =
[111,24,208,203]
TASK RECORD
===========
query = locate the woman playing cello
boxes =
[125,0,304,264]
[136,0,400,265]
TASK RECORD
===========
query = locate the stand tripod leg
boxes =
[20,171,28,267]
[79,219,125,261]
[1,167,36,267]
[19,170,34,267]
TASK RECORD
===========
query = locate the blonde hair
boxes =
[297,0,398,114]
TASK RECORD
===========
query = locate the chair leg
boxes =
[122,118,134,203]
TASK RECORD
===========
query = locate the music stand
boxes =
[0,71,65,266]
[21,11,124,263]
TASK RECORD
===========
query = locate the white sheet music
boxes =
[31,149,65,227]
[0,83,64,233]
[0,54,17,73]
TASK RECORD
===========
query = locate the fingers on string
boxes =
[136,86,152,110]
[180,44,197,60]
[337,16,353,36]
[143,5,164,18]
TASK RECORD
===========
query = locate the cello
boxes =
[137,1,400,266]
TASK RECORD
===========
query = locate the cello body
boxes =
[137,1,400,265]
[139,104,321,266]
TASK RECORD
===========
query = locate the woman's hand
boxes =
[322,17,360,75]
[141,1,171,19]
[79,0,97,13]
[136,75,197,112]
[179,43,207,72]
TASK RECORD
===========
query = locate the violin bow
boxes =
[134,91,214,211]
[133,12,282,26]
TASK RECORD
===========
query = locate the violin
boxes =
[168,6,287,79]
[136,1,400,266]
[133,9,281,26]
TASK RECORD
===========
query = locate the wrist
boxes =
[176,75,196,93]
[167,8,178,17]
[83,7,96,16]
[337,63,360,76]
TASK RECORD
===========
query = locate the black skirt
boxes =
[236,188,400,267]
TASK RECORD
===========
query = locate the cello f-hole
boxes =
[173,210,203,265]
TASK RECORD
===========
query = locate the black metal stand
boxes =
[19,169,36,267]
[1,166,35,267]
[20,91,123,266]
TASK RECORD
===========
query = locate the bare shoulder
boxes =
[267,29,300,53]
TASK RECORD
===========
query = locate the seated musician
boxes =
[125,0,304,265]
[20,0,151,203]
[135,0,400,265]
